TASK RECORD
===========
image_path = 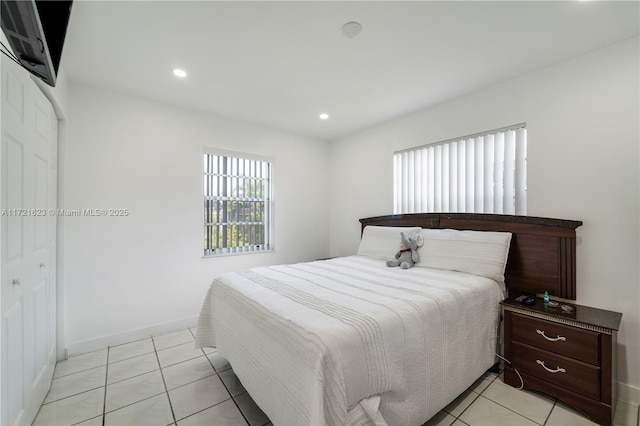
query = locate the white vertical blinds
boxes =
[203,151,273,256]
[393,125,527,215]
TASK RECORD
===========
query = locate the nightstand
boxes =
[502,295,622,426]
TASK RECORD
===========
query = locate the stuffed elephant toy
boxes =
[386,231,423,269]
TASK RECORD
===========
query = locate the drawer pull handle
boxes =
[536,329,566,342]
[536,359,566,374]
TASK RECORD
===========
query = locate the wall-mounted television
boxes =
[1,0,73,87]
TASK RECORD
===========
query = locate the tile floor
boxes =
[34,328,639,426]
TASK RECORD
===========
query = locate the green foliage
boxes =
[204,199,268,250]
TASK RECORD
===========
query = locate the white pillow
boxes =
[356,226,422,260]
[416,228,512,283]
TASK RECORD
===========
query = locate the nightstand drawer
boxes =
[511,313,600,365]
[512,341,600,400]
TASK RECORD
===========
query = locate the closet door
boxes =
[1,55,57,426]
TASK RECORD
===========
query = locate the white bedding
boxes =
[195,255,504,426]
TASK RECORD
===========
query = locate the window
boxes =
[393,124,526,215]
[203,150,273,256]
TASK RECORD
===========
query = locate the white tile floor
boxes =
[35,328,639,426]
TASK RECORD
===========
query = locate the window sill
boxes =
[202,249,275,259]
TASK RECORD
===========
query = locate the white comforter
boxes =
[195,256,504,426]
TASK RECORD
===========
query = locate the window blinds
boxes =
[204,152,273,256]
[393,125,527,215]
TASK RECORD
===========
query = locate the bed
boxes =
[195,213,582,426]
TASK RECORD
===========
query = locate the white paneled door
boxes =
[1,56,58,425]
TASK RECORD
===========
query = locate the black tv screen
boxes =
[1,0,73,86]
[36,0,73,76]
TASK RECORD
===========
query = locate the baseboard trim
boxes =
[618,381,640,407]
[64,316,199,358]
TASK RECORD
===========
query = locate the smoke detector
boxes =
[342,22,362,39]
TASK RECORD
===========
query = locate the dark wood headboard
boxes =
[359,213,582,300]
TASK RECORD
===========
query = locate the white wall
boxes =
[329,37,640,403]
[63,84,330,353]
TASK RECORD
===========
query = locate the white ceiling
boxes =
[62,1,639,140]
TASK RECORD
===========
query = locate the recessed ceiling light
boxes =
[319,113,329,120]
[173,68,187,78]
